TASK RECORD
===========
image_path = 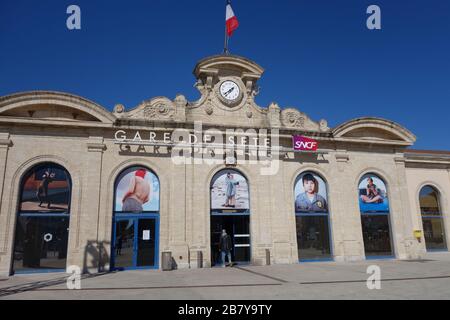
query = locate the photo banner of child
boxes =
[294,173,328,213]
[211,171,249,210]
[115,167,160,213]
[358,174,389,213]
[20,165,71,213]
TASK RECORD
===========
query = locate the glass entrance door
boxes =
[361,214,393,257]
[13,214,70,273]
[136,218,156,267]
[112,216,159,270]
[211,215,251,266]
[113,219,135,269]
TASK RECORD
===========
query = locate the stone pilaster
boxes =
[174,94,187,123]
[70,137,106,273]
[168,160,189,269]
[0,133,11,276]
[446,168,450,251]
[0,133,11,218]
[332,151,365,262]
[268,102,281,128]
[269,163,291,265]
[393,155,422,259]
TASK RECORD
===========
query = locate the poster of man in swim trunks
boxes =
[115,167,160,213]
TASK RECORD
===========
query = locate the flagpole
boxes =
[224,33,229,55]
[224,0,229,54]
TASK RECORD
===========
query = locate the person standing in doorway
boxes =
[116,235,123,256]
[219,229,233,267]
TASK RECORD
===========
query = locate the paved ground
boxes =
[1,252,450,300]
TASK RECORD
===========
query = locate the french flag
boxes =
[226,1,239,37]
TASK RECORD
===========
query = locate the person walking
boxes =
[219,229,233,267]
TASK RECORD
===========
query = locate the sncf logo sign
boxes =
[293,136,318,152]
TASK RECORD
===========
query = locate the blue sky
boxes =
[1,0,449,150]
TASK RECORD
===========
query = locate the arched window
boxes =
[358,174,393,258]
[111,166,160,270]
[420,186,447,251]
[13,163,72,273]
[210,169,250,267]
[294,172,332,262]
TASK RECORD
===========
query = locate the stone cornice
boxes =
[333,117,416,145]
[0,91,116,124]
[404,150,450,164]
[193,54,265,79]
[0,117,115,129]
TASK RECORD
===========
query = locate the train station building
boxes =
[0,54,449,276]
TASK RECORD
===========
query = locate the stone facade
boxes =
[0,55,449,276]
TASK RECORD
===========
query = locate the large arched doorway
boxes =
[294,172,332,262]
[419,185,447,251]
[210,169,250,266]
[111,166,160,270]
[358,173,394,258]
[12,163,72,274]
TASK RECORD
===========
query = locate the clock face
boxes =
[219,81,240,101]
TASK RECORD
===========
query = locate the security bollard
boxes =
[197,251,203,269]
[265,249,271,266]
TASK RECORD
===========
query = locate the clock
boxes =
[219,80,241,103]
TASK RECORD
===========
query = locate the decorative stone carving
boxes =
[282,110,306,128]
[205,105,214,115]
[143,103,175,120]
[268,102,280,110]
[280,108,327,132]
[246,110,253,118]
[113,104,125,114]
[174,95,187,108]
[319,119,329,132]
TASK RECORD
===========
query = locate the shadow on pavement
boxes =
[0,272,112,298]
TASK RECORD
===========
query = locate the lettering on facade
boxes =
[293,135,319,152]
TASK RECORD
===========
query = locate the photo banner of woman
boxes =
[358,174,389,213]
[115,167,160,213]
[211,170,249,210]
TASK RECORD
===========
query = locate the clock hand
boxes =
[224,87,235,97]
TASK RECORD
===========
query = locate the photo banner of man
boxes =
[294,172,328,213]
[211,170,249,210]
[20,164,71,213]
[115,167,160,213]
[358,174,389,213]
